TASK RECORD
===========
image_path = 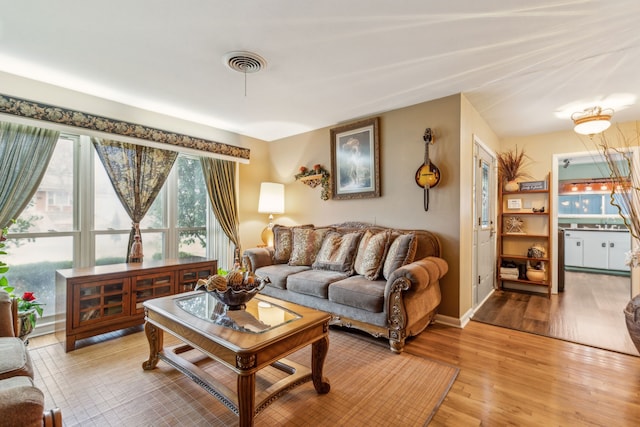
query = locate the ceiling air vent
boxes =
[223,51,267,74]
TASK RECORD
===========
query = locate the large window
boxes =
[5,134,226,326]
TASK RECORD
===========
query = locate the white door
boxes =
[474,140,496,306]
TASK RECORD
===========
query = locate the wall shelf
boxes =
[299,173,324,188]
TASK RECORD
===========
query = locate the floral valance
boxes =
[0,93,250,161]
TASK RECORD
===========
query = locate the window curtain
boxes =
[0,122,60,228]
[201,158,241,264]
[92,138,178,261]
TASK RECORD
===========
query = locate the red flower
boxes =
[299,166,308,173]
[313,164,321,171]
[22,292,36,302]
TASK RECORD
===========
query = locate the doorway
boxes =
[555,151,634,297]
[473,136,496,308]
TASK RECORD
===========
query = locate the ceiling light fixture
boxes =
[223,51,267,96]
[571,106,614,135]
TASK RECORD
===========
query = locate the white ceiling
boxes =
[1,1,639,142]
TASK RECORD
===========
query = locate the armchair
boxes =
[0,289,62,426]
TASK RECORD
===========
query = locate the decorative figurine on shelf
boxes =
[129,223,143,263]
[504,216,525,234]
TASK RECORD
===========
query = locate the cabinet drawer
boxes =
[178,263,216,293]
[72,278,131,328]
[132,272,175,313]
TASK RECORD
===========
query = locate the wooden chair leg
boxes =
[43,408,62,427]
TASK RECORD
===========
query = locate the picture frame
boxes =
[330,117,380,200]
[507,198,522,209]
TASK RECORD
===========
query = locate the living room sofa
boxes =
[242,222,448,352]
[0,289,62,426]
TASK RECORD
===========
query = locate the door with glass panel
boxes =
[474,139,496,306]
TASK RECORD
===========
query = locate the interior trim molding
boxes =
[0,93,250,161]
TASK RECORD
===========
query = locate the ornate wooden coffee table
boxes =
[142,292,331,427]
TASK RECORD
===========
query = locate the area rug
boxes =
[30,329,458,426]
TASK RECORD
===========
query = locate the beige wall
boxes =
[255,94,498,320]
[460,94,500,318]
[0,69,513,321]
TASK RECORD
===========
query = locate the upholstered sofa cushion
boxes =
[354,229,390,280]
[328,276,385,313]
[289,227,333,266]
[287,270,349,298]
[0,338,33,380]
[256,264,310,290]
[312,231,362,274]
[382,232,418,280]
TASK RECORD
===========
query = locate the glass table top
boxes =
[175,292,301,334]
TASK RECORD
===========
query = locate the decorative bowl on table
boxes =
[196,270,269,310]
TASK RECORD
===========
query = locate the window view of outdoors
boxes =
[5,136,213,321]
[177,156,207,258]
[6,137,75,317]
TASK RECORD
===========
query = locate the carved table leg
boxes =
[237,373,256,427]
[142,321,163,370]
[311,334,331,394]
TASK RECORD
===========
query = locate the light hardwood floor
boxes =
[473,271,638,355]
[30,319,640,426]
[409,322,640,426]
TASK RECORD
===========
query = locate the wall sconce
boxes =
[571,106,613,135]
[258,182,284,246]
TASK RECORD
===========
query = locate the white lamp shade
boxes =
[258,182,285,214]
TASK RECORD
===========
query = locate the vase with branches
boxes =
[590,123,640,352]
[497,146,532,191]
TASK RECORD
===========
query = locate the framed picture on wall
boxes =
[330,117,381,200]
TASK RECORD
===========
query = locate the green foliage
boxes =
[177,157,207,248]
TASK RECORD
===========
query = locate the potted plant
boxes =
[497,146,532,191]
[0,224,44,342]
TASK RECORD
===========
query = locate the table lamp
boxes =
[258,182,284,246]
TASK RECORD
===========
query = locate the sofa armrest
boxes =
[0,290,17,337]
[385,256,448,296]
[242,247,275,272]
[0,377,45,426]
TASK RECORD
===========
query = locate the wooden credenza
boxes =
[55,257,217,352]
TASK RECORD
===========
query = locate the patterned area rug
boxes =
[31,328,458,426]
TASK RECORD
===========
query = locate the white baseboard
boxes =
[434,304,477,329]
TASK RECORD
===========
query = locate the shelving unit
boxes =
[497,173,552,298]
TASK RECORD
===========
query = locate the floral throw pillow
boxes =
[382,233,418,280]
[354,229,391,280]
[312,231,363,274]
[289,227,333,266]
